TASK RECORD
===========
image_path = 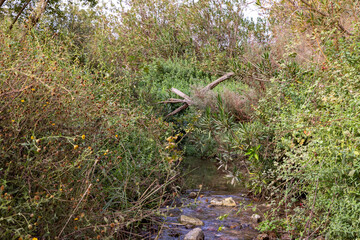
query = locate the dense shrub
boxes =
[0,20,178,239]
[244,26,360,239]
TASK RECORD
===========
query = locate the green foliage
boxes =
[245,145,260,163]
[138,58,214,104]
[249,26,360,238]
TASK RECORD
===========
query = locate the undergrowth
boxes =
[2,0,359,239]
[0,20,179,239]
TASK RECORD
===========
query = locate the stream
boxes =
[155,157,271,240]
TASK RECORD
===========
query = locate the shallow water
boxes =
[154,157,269,240]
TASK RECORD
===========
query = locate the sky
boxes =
[244,1,261,20]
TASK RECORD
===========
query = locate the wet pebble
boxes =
[251,214,262,223]
[228,223,241,229]
[185,224,194,229]
[184,227,204,240]
[261,203,272,208]
[281,233,292,240]
[179,215,204,226]
[189,192,197,199]
[219,237,239,240]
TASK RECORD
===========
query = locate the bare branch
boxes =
[0,0,6,8]
[162,72,235,116]
[159,98,187,104]
[299,0,327,17]
[21,0,49,41]
[337,22,353,36]
[170,88,193,102]
[203,72,235,91]
[9,0,31,30]
[28,0,48,28]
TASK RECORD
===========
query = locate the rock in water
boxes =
[210,198,223,206]
[222,197,236,207]
[210,197,236,207]
[179,215,204,226]
[189,192,197,199]
[184,228,205,240]
[251,214,261,223]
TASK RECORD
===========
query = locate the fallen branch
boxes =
[58,183,92,238]
[202,72,235,92]
[162,72,235,117]
[170,88,194,104]
[165,103,189,118]
[160,98,187,104]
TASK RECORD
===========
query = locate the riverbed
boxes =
[154,157,270,240]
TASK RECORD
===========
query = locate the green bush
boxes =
[252,33,360,238]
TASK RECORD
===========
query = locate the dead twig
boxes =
[58,183,92,238]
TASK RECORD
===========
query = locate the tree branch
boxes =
[165,104,189,118]
[9,0,31,30]
[0,0,6,8]
[202,72,235,91]
[28,0,48,28]
[162,72,235,117]
[170,88,193,103]
[159,98,187,104]
[21,0,48,41]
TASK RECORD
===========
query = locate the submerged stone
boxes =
[179,215,204,226]
[223,197,236,206]
[189,192,197,199]
[251,214,261,223]
[184,227,204,240]
[210,197,236,207]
